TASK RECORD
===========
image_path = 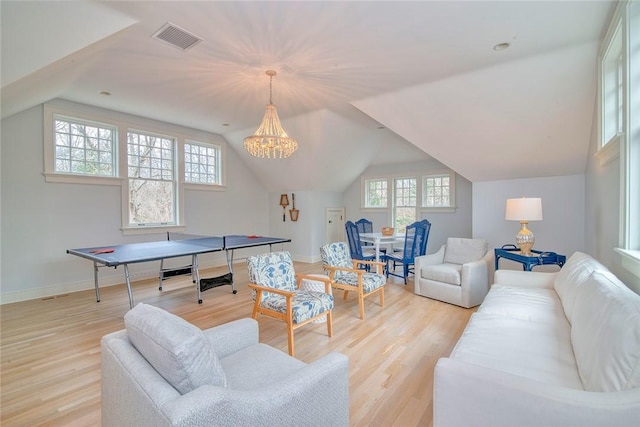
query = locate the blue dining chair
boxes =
[356,218,387,255]
[345,220,376,269]
[385,219,431,284]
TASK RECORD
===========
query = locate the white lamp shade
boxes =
[505,197,543,221]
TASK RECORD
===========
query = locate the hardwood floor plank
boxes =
[1,260,475,426]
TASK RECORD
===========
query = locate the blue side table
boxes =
[494,245,566,271]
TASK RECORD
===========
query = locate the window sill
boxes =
[184,183,226,192]
[421,206,456,213]
[43,173,122,186]
[614,248,640,279]
[596,133,621,166]
[121,224,185,236]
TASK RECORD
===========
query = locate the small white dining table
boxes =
[359,232,404,262]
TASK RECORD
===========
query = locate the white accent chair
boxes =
[101,303,349,427]
[414,238,493,308]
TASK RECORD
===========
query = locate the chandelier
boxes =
[243,70,298,159]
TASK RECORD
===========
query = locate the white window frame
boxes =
[43,99,227,235]
[184,140,225,190]
[362,178,388,208]
[422,170,456,211]
[603,1,640,277]
[360,169,456,215]
[392,176,417,232]
[125,129,177,228]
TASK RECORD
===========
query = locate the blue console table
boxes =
[494,245,566,271]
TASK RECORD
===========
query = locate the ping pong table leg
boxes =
[225,249,237,294]
[93,261,101,303]
[193,254,203,304]
[124,264,135,309]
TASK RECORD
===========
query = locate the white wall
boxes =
[473,175,585,271]
[584,100,640,292]
[268,191,343,263]
[342,159,473,255]
[0,103,272,303]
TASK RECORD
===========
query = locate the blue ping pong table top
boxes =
[67,235,291,267]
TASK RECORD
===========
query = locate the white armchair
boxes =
[414,238,493,308]
[101,303,349,427]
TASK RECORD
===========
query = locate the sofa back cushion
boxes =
[124,303,227,394]
[571,271,640,392]
[443,238,488,265]
[553,251,608,322]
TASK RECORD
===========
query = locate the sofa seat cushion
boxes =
[333,271,386,293]
[478,285,567,324]
[571,270,640,392]
[443,238,488,265]
[421,263,462,286]
[450,312,583,389]
[124,303,227,394]
[261,290,334,324]
[221,343,306,390]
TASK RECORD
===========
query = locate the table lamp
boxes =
[505,197,543,256]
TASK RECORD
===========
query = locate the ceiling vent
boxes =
[152,22,202,51]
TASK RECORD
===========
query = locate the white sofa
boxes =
[434,251,640,427]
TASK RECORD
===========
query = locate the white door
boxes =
[325,208,345,245]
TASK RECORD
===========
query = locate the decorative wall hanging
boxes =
[289,193,299,222]
[279,194,289,222]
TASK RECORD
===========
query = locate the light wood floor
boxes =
[1,261,475,426]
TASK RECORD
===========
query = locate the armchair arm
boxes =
[460,255,491,308]
[415,245,446,270]
[323,264,365,277]
[163,352,350,427]
[350,259,385,274]
[434,358,640,427]
[248,283,296,297]
[203,318,259,359]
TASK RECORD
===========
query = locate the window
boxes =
[603,1,640,276]
[361,170,456,218]
[53,116,116,177]
[363,178,388,208]
[127,130,176,226]
[601,22,623,148]
[45,100,227,234]
[184,141,221,185]
[423,174,451,208]
[393,178,417,232]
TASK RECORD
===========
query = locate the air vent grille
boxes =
[152,22,202,51]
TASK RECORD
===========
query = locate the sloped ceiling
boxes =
[1,1,614,191]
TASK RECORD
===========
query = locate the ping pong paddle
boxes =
[90,248,115,254]
[247,235,262,239]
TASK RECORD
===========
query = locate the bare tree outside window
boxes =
[127,131,175,226]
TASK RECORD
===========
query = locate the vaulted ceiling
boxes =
[1,1,614,191]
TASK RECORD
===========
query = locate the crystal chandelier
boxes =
[243,70,298,158]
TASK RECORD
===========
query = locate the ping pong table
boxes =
[67,233,291,308]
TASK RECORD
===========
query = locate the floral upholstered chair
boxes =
[320,242,385,320]
[247,251,334,356]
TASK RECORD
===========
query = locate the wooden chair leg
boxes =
[358,292,365,320]
[379,286,385,307]
[326,310,333,337]
[287,322,295,357]
[343,290,349,300]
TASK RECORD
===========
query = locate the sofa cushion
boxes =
[421,263,462,285]
[477,285,566,324]
[444,238,488,265]
[450,312,583,389]
[124,303,227,394]
[553,251,608,323]
[571,271,640,392]
[221,343,306,390]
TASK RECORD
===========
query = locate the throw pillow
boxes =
[124,303,227,394]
